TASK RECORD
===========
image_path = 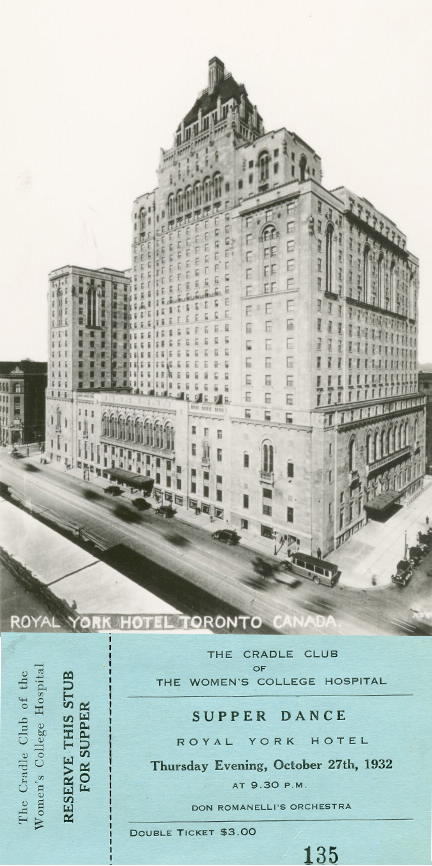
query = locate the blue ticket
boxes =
[1,633,431,865]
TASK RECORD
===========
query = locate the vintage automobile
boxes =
[211,528,241,545]
[279,552,340,587]
[409,545,423,566]
[132,497,152,511]
[391,559,413,586]
[154,505,177,518]
[104,485,123,496]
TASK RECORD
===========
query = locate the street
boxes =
[1,450,431,635]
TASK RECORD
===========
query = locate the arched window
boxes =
[194,182,202,207]
[167,194,175,219]
[86,288,98,327]
[348,437,356,472]
[325,224,334,293]
[139,208,146,232]
[381,430,386,457]
[395,424,401,451]
[165,424,175,451]
[405,420,409,447]
[389,260,396,309]
[287,460,294,479]
[387,428,392,455]
[185,186,193,212]
[409,273,415,320]
[299,155,307,182]
[377,254,383,306]
[57,289,63,327]
[262,440,274,474]
[262,225,277,292]
[363,245,371,303]
[203,177,211,203]
[414,418,419,443]
[154,422,162,449]
[176,190,184,214]
[258,151,270,182]
[366,433,372,464]
[213,172,222,199]
[374,431,380,461]
[126,417,133,441]
[102,414,108,436]
[118,416,125,440]
[144,419,151,445]
[135,418,143,444]
[110,414,117,439]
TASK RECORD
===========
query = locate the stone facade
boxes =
[0,361,47,447]
[418,371,432,473]
[46,58,426,555]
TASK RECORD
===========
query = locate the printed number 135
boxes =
[304,846,338,864]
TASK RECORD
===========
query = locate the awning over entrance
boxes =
[108,468,154,494]
[364,490,401,517]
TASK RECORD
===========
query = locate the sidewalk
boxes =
[26,455,432,590]
[330,478,432,589]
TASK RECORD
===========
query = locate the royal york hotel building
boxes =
[46,58,425,557]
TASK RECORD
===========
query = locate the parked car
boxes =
[212,529,241,545]
[391,559,413,586]
[132,497,152,511]
[154,505,176,518]
[105,485,123,496]
[409,545,423,566]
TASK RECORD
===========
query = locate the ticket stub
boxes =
[0,633,431,865]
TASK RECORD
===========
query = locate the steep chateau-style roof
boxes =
[176,57,263,133]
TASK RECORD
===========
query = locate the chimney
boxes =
[208,57,224,93]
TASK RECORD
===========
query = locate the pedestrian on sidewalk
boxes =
[316,547,322,559]
[426,515,429,526]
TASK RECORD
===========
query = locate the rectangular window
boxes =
[287,507,294,523]
[243,494,249,509]
[217,448,222,461]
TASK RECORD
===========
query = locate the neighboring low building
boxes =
[0,360,47,446]
[418,370,432,472]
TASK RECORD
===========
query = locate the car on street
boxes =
[154,505,177,518]
[276,561,301,587]
[104,485,123,496]
[211,528,241,545]
[391,559,413,586]
[132,497,152,511]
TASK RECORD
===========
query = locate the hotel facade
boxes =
[46,58,425,556]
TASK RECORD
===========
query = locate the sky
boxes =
[1,0,431,361]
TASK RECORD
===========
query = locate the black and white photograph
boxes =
[1,0,432,636]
